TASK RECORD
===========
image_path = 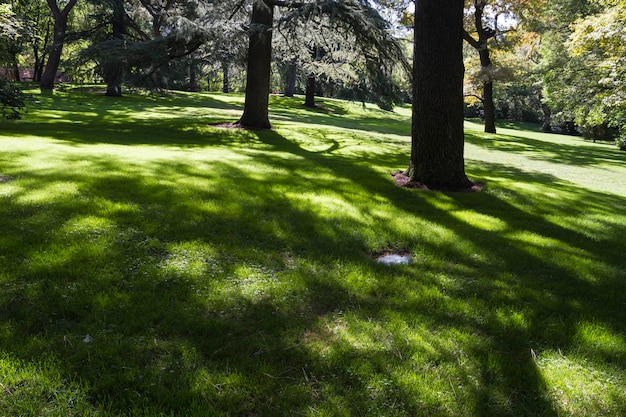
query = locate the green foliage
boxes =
[540,0,625,140]
[0,80,33,119]
[616,133,626,151]
[276,0,410,110]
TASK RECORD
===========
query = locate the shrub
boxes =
[0,80,33,119]
[616,133,626,151]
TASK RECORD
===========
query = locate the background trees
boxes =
[541,0,626,147]
[2,0,625,149]
[237,0,409,129]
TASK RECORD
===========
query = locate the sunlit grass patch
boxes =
[538,350,626,416]
[0,354,96,416]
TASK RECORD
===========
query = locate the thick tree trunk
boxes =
[237,0,274,129]
[104,0,125,97]
[103,58,123,96]
[408,0,471,190]
[40,0,78,92]
[40,22,66,91]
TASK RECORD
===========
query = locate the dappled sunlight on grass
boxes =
[1,88,626,416]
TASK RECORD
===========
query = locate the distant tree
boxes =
[563,0,626,148]
[462,0,543,133]
[0,3,23,81]
[40,0,79,92]
[237,0,408,129]
[463,0,499,133]
[102,0,125,96]
[12,0,55,82]
[407,0,472,189]
[538,0,600,133]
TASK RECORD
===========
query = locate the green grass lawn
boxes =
[1,87,625,416]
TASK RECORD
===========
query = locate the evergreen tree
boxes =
[237,0,408,129]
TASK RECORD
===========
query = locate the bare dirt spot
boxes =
[373,250,413,265]
[391,171,484,192]
[208,122,270,131]
[0,175,13,183]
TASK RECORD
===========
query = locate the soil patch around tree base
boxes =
[209,122,270,131]
[391,171,484,192]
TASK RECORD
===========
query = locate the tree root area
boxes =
[209,122,270,131]
[391,171,483,192]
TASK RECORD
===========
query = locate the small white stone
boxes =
[83,334,93,343]
[377,254,412,265]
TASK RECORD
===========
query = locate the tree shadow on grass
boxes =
[1,116,626,415]
[246,129,626,415]
[465,129,626,168]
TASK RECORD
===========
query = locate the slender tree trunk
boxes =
[34,47,44,82]
[407,0,471,189]
[541,103,552,133]
[464,0,497,134]
[482,76,496,133]
[40,0,78,92]
[284,59,296,97]
[237,0,274,129]
[304,75,316,107]
[222,60,230,93]
[479,46,496,133]
[12,61,20,82]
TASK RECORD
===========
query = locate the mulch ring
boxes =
[391,171,484,192]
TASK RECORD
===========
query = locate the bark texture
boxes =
[408,0,472,189]
[237,0,274,129]
[40,0,78,92]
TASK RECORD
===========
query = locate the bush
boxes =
[0,80,33,119]
[616,134,626,151]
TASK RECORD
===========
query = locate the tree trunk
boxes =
[40,0,78,92]
[104,0,125,97]
[189,59,199,92]
[408,0,472,190]
[479,38,496,133]
[483,77,496,133]
[237,0,274,129]
[464,0,497,134]
[304,75,316,107]
[284,59,296,97]
[222,60,229,93]
[541,103,552,133]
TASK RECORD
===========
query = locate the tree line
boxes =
[1,0,624,189]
